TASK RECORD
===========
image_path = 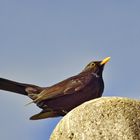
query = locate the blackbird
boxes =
[0,57,110,120]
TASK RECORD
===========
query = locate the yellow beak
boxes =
[100,57,111,65]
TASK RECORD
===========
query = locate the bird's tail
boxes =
[0,78,42,96]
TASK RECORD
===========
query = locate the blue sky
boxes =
[0,1,140,140]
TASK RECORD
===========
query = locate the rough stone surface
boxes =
[50,97,140,140]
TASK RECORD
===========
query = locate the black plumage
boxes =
[0,57,110,120]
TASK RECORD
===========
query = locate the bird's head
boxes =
[83,57,111,76]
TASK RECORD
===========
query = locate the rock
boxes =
[50,97,140,140]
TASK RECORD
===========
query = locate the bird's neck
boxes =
[80,70,102,78]
[91,72,100,78]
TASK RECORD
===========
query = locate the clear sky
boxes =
[0,0,140,140]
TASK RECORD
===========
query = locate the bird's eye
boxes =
[91,63,95,66]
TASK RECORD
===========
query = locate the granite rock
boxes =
[50,97,140,140]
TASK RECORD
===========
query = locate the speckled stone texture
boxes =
[50,97,140,140]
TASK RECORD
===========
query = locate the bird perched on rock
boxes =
[0,57,110,120]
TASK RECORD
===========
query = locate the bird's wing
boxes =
[63,75,92,94]
[33,73,96,103]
